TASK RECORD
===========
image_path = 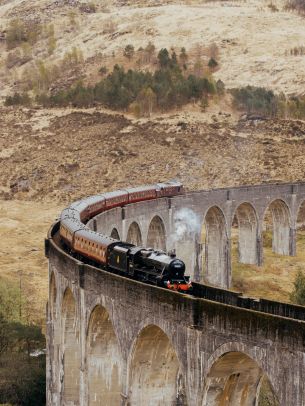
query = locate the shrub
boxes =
[0,278,46,405]
[208,57,218,70]
[6,19,27,49]
[4,92,31,106]
[231,86,279,117]
[285,0,305,14]
[290,270,305,305]
[6,19,41,50]
[79,2,97,13]
[137,87,157,117]
[216,79,225,95]
[124,44,135,60]
[0,353,46,406]
[200,94,209,111]
[62,47,84,69]
[99,66,108,76]
[288,45,305,56]
[103,18,117,34]
[68,82,94,107]
[286,95,305,119]
[129,101,141,118]
[268,2,279,12]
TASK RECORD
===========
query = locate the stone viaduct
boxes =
[46,182,305,405]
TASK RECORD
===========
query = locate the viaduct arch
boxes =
[128,324,184,405]
[88,182,305,288]
[61,288,80,404]
[86,305,121,405]
[233,202,258,265]
[46,182,305,405]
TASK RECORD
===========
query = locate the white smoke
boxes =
[173,208,201,242]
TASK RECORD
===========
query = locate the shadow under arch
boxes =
[202,351,279,406]
[147,215,167,251]
[201,206,228,287]
[110,227,120,240]
[128,324,186,405]
[86,305,122,405]
[232,202,259,265]
[50,272,57,320]
[61,287,80,404]
[126,221,143,246]
[263,199,291,256]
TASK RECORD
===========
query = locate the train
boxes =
[59,181,192,292]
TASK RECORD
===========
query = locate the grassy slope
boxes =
[0,200,61,326]
[232,231,305,302]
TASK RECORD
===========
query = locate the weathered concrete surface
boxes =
[47,237,305,406]
[87,182,305,288]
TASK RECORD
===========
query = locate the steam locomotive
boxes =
[59,182,192,292]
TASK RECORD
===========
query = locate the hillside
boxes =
[0,104,305,323]
[1,106,305,202]
[0,0,305,101]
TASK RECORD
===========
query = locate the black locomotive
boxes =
[108,244,191,291]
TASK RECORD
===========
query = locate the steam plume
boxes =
[173,208,200,241]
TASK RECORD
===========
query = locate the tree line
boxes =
[5,43,305,120]
[231,86,305,119]
[33,48,220,115]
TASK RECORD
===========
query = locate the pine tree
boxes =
[158,49,171,69]
[179,47,188,70]
[145,41,156,64]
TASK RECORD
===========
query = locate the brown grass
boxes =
[0,200,61,327]
[232,231,305,302]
